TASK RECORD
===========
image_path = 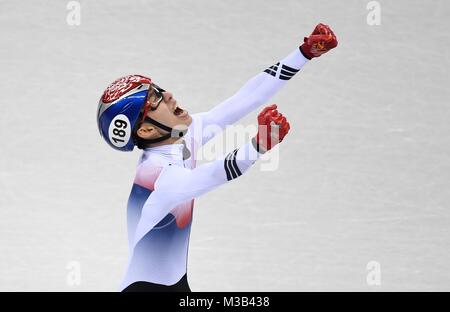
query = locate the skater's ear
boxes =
[136,124,160,140]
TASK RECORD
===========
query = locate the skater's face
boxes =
[136,86,192,143]
[144,87,192,126]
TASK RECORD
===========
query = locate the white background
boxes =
[0,0,449,291]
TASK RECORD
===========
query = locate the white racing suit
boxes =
[120,47,308,290]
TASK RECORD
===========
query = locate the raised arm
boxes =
[196,23,337,146]
[197,48,307,146]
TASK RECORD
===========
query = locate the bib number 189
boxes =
[108,114,131,148]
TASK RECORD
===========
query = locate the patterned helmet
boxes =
[97,75,152,151]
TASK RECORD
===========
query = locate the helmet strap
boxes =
[137,116,188,145]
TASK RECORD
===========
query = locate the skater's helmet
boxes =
[97,74,152,151]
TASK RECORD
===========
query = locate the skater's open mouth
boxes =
[172,102,188,117]
[173,105,184,116]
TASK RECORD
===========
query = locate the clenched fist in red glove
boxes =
[300,23,338,59]
[252,104,290,153]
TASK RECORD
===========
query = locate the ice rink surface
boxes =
[0,0,449,291]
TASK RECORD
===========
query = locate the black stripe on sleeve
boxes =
[231,149,242,177]
[224,153,233,181]
[224,153,237,181]
[224,149,242,181]
[280,69,295,77]
[279,75,293,80]
[269,62,280,71]
[278,64,300,80]
[281,64,299,73]
[227,152,238,179]
[264,62,280,77]
[265,63,300,80]
[264,69,276,76]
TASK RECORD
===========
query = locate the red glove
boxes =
[300,23,338,59]
[253,104,290,153]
